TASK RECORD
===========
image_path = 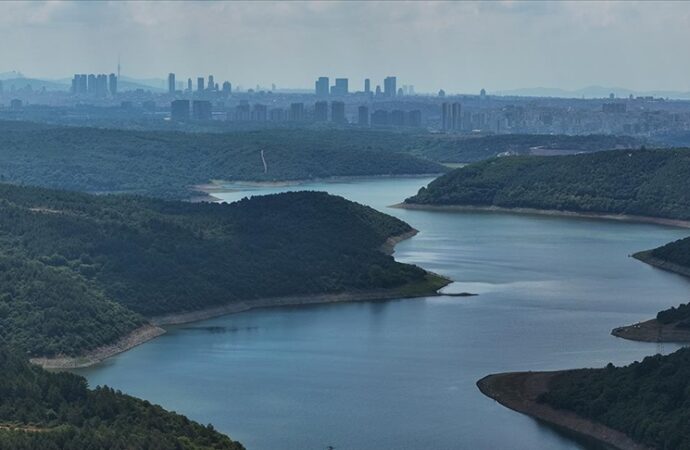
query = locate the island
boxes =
[0,346,244,449]
[401,148,690,226]
[0,183,449,368]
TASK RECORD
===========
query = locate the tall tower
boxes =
[117,54,121,79]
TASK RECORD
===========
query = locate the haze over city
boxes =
[3,2,690,450]
[3,0,690,94]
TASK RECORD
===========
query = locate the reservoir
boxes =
[76,177,690,450]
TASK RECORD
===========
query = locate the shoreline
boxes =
[394,203,690,229]
[149,273,451,327]
[31,324,166,370]
[477,371,652,450]
[611,251,690,342]
[36,230,451,369]
[191,173,443,201]
[611,318,690,343]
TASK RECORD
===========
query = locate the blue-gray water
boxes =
[76,177,690,450]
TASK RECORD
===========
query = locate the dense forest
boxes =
[0,121,641,198]
[406,148,690,220]
[0,347,243,449]
[0,122,445,198]
[0,184,437,356]
[540,348,690,449]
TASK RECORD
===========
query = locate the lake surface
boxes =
[76,177,690,450]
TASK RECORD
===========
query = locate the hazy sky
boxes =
[2,1,690,93]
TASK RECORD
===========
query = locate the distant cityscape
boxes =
[1,70,690,138]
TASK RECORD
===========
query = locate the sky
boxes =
[2,0,690,94]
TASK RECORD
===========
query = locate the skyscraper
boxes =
[315,77,329,97]
[87,74,97,94]
[331,78,348,96]
[290,103,305,121]
[331,101,346,123]
[391,110,405,126]
[384,76,397,97]
[358,105,369,126]
[168,73,176,94]
[314,101,328,121]
[441,102,462,132]
[364,78,370,94]
[192,100,212,120]
[222,81,232,95]
[408,110,422,127]
[197,77,205,92]
[108,73,117,95]
[171,100,190,121]
[187,78,193,92]
[208,75,215,91]
[253,104,268,121]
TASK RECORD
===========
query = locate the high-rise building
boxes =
[192,100,212,120]
[0,80,3,95]
[480,88,486,98]
[168,73,176,94]
[331,78,348,96]
[170,100,190,121]
[315,77,329,97]
[358,106,369,126]
[331,101,346,123]
[441,102,463,132]
[290,102,305,121]
[222,81,232,95]
[364,78,370,94]
[96,74,108,96]
[187,78,192,92]
[391,110,405,126]
[235,101,251,121]
[375,85,382,96]
[397,87,403,97]
[371,109,389,127]
[197,77,205,92]
[408,110,422,127]
[253,104,268,121]
[108,73,117,95]
[87,74,97,94]
[452,103,462,130]
[384,76,397,97]
[269,108,285,121]
[208,75,215,91]
[314,101,328,121]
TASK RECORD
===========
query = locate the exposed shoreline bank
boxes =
[35,230,450,369]
[477,371,652,450]
[611,250,690,343]
[191,173,443,202]
[31,324,166,370]
[394,203,690,229]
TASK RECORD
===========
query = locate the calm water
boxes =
[76,177,690,450]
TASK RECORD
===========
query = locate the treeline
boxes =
[540,348,690,450]
[0,347,243,450]
[0,123,444,198]
[405,133,643,163]
[0,121,642,199]
[0,184,430,356]
[406,148,690,221]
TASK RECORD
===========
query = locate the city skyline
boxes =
[2,1,690,93]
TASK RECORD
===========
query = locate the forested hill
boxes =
[540,348,690,449]
[0,123,445,198]
[0,184,438,357]
[0,347,244,450]
[0,121,643,199]
[405,148,690,221]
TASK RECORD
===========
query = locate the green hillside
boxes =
[0,347,244,450]
[0,184,435,357]
[406,148,690,220]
